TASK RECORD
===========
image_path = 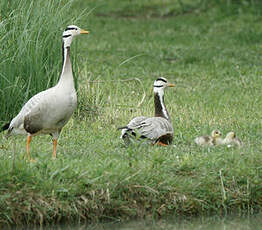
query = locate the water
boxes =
[10,214,262,230]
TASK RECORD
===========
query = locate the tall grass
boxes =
[0,0,84,125]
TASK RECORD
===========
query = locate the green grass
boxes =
[1,0,262,226]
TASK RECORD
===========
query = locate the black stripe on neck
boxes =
[63,34,72,38]
[156,78,167,83]
[65,27,77,31]
[62,42,65,65]
[61,42,70,69]
[153,85,164,88]
[154,92,168,119]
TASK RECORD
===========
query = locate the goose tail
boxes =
[1,123,10,132]
[117,126,128,130]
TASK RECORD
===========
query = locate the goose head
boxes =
[62,25,89,48]
[153,77,175,95]
[211,130,222,139]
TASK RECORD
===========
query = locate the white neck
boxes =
[57,43,74,88]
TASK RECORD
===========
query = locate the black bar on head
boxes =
[156,78,167,83]
[65,27,77,31]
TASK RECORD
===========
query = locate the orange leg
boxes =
[25,135,35,162]
[156,141,168,147]
[52,139,57,160]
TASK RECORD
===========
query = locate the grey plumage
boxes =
[120,116,174,144]
[119,77,175,145]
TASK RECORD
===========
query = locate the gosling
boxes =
[194,130,223,147]
[222,131,243,148]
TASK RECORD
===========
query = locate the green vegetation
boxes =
[1,0,262,226]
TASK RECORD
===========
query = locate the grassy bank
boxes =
[1,0,262,226]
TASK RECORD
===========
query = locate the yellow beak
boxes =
[168,83,175,87]
[80,29,89,34]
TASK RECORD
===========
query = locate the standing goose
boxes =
[119,77,175,146]
[1,25,89,161]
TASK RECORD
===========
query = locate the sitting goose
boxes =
[118,77,175,146]
[1,25,89,161]
[194,130,222,147]
[222,131,243,148]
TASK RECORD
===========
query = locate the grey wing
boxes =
[126,116,148,129]
[137,117,173,141]
[120,116,173,144]
[119,116,148,140]
[9,89,53,131]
